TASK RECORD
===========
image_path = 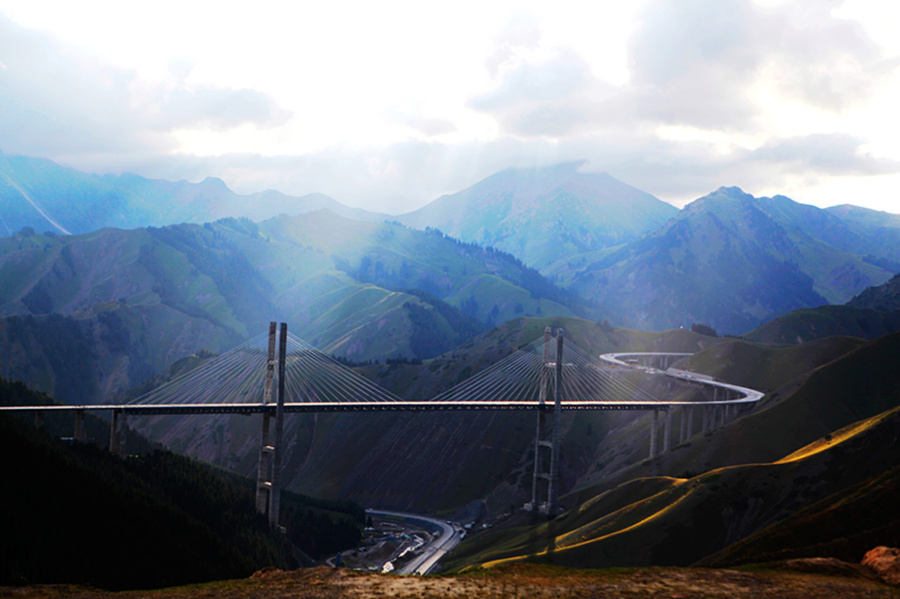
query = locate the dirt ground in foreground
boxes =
[3,562,899,599]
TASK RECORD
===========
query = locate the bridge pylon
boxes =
[530,327,564,515]
[255,322,287,529]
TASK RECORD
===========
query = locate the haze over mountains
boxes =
[3,153,898,338]
[0,152,386,236]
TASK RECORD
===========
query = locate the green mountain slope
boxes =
[0,214,587,403]
[579,330,900,495]
[744,305,900,345]
[454,406,900,571]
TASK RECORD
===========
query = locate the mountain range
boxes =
[0,152,385,236]
[4,153,899,337]
[571,186,900,333]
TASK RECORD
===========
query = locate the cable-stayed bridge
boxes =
[2,322,763,519]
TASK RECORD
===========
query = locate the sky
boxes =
[1,0,899,214]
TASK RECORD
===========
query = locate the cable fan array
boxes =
[129,330,402,407]
[428,334,660,405]
[129,328,675,409]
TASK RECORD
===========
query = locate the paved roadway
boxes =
[366,509,463,575]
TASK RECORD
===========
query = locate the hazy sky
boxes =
[1,0,899,214]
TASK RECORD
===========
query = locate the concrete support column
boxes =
[74,409,85,441]
[702,405,710,433]
[679,407,688,444]
[34,410,44,430]
[663,409,672,453]
[649,409,659,458]
[109,409,124,456]
[685,406,694,440]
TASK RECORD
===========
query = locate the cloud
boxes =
[0,15,290,161]
[627,0,893,127]
[153,86,292,130]
[484,14,543,77]
[469,49,619,137]
[749,133,900,176]
[471,0,896,137]
[1,3,898,217]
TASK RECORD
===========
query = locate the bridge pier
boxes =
[678,407,688,444]
[109,409,125,456]
[74,408,85,441]
[649,409,658,458]
[702,405,711,433]
[663,409,672,452]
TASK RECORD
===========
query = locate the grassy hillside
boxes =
[578,330,900,497]
[674,335,867,392]
[446,403,900,572]
[744,304,900,345]
[442,330,900,571]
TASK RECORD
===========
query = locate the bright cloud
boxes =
[0,0,898,214]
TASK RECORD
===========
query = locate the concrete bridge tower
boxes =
[255,322,287,528]
[530,327,564,515]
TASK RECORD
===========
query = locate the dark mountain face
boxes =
[571,187,896,334]
[397,162,679,272]
[0,153,386,235]
[848,273,900,312]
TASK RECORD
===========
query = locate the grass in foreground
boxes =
[2,562,898,599]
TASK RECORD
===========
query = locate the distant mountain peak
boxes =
[397,163,677,272]
[711,186,754,201]
[199,176,228,190]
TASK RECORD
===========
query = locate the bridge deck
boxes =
[0,397,759,415]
